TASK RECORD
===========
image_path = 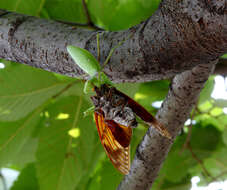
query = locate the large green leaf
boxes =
[134,80,169,110]
[213,99,227,108]
[190,124,222,153]
[36,96,102,190]
[40,0,87,24]
[158,123,222,184]
[221,54,227,59]
[0,62,76,121]
[160,135,193,183]
[198,76,215,104]
[0,0,160,31]
[152,175,192,190]
[0,0,44,16]
[88,0,161,30]
[87,159,123,190]
[11,163,39,190]
[115,82,140,98]
[189,144,227,186]
[194,111,227,131]
[0,108,41,167]
[223,127,227,146]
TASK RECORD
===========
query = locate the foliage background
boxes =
[0,0,227,189]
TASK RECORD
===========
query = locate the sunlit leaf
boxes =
[88,0,161,30]
[199,76,215,104]
[36,96,102,190]
[11,163,39,190]
[0,108,41,167]
[0,62,76,121]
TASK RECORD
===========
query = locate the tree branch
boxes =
[117,62,216,190]
[187,144,215,181]
[0,0,226,82]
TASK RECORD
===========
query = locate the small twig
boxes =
[102,33,135,69]
[81,0,101,30]
[180,104,216,181]
[96,32,101,62]
[0,170,7,190]
[52,82,75,99]
[209,170,227,183]
[179,103,216,182]
[187,144,215,181]
[82,0,92,26]
[0,9,10,17]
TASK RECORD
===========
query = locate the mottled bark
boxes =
[0,0,226,82]
[117,62,216,190]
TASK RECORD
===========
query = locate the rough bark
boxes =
[0,0,226,83]
[117,62,216,190]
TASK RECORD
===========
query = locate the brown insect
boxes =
[91,84,171,174]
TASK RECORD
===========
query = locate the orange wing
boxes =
[94,111,132,175]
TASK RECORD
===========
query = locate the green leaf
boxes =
[134,80,169,108]
[198,100,213,112]
[88,0,161,30]
[11,163,39,190]
[190,144,227,185]
[194,114,226,131]
[152,175,192,190]
[210,107,223,117]
[12,137,38,168]
[0,63,75,121]
[87,159,123,190]
[0,0,45,16]
[159,123,222,183]
[0,108,41,167]
[115,83,140,98]
[221,54,227,59]
[40,0,87,23]
[190,124,222,153]
[1,0,161,31]
[199,76,215,104]
[223,127,227,146]
[36,96,102,190]
[213,99,227,108]
[99,160,123,190]
[160,135,193,183]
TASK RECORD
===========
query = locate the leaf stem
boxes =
[52,82,75,99]
[81,0,100,30]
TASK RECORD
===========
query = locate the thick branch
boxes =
[117,62,216,190]
[0,0,226,82]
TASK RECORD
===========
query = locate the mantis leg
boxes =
[84,79,95,94]
[83,106,95,117]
